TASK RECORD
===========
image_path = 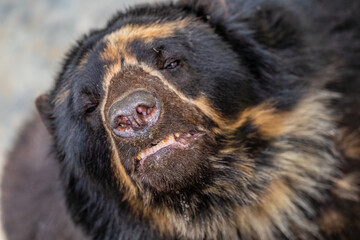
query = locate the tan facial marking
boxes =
[224,92,336,139]
[191,96,287,138]
[101,19,190,66]
[106,20,189,44]
[230,103,288,137]
[141,64,196,103]
[192,96,227,128]
[100,59,137,198]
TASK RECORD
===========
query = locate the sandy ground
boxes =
[0,0,168,239]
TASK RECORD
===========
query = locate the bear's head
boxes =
[35,1,338,239]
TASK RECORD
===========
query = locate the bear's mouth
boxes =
[136,130,200,163]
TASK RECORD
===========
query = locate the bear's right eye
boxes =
[85,103,98,114]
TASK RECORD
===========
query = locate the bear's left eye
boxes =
[164,60,180,70]
[80,93,99,115]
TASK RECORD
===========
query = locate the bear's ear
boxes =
[250,4,303,49]
[35,94,53,134]
[179,0,230,24]
[180,0,303,50]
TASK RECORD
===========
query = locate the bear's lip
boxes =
[136,131,200,163]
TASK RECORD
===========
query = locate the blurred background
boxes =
[0,0,168,238]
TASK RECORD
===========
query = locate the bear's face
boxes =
[97,19,252,194]
[43,16,255,197]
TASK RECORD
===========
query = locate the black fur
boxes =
[2,0,360,239]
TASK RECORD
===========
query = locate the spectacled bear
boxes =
[2,0,360,239]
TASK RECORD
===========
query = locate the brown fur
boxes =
[1,115,86,240]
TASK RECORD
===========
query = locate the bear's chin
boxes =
[133,143,209,193]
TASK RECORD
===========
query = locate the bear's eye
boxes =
[80,92,99,115]
[85,103,98,114]
[164,60,180,70]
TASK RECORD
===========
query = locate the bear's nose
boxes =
[109,90,161,138]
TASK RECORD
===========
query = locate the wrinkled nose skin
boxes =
[109,90,161,138]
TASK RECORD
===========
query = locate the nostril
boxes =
[116,116,132,128]
[111,114,136,138]
[136,105,156,117]
[136,105,147,116]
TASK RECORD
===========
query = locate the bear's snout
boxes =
[108,89,161,138]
